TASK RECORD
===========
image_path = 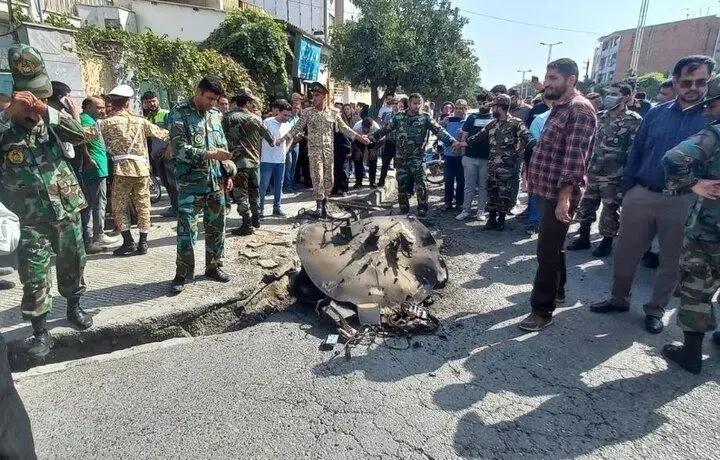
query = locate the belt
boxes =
[637,179,680,196]
[112,154,148,163]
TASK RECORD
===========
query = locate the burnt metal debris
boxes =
[293,215,447,357]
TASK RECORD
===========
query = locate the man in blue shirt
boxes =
[590,55,715,334]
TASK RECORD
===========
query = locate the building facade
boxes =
[592,15,720,84]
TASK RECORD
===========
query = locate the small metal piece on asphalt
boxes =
[319,334,340,351]
[429,372,437,377]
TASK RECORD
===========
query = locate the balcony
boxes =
[45,0,112,15]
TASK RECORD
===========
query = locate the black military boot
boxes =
[171,275,186,294]
[136,232,149,255]
[567,223,591,251]
[483,212,498,231]
[495,213,506,231]
[662,332,704,374]
[66,297,93,330]
[251,213,261,229]
[592,236,614,258]
[321,199,328,217]
[113,230,136,256]
[232,214,254,236]
[26,314,53,359]
[314,200,323,217]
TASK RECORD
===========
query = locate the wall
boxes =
[115,0,227,43]
[77,5,138,32]
[246,0,326,38]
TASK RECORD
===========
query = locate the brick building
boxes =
[592,15,720,84]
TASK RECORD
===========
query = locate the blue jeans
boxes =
[259,162,285,211]
[443,155,464,206]
[528,194,540,226]
[284,145,298,189]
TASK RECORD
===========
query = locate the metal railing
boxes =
[44,0,111,15]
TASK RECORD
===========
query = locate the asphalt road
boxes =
[12,196,720,459]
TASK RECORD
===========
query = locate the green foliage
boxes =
[45,12,75,29]
[75,26,260,101]
[329,0,480,108]
[12,8,34,24]
[636,72,667,101]
[204,9,291,95]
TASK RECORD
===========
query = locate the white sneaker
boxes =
[455,210,470,221]
[94,234,120,246]
[477,213,487,222]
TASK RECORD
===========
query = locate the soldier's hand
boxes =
[206,149,232,161]
[692,179,720,200]
[7,91,38,118]
[225,177,235,192]
[357,135,370,145]
[274,138,284,147]
[451,141,463,151]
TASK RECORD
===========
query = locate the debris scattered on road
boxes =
[246,241,265,249]
[239,249,260,259]
[257,258,279,269]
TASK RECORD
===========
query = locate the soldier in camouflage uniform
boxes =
[167,76,235,294]
[0,44,94,358]
[278,82,368,217]
[223,88,274,236]
[369,93,459,217]
[567,82,642,257]
[467,94,533,230]
[661,75,720,374]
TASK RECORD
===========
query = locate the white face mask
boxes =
[603,95,622,110]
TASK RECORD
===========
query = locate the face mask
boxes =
[603,95,622,110]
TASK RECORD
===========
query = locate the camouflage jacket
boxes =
[283,106,357,152]
[167,98,228,194]
[664,123,720,242]
[588,109,642,179]
[482,116,532,169]
[370,112,455,159]
[223,108,274,169]
[0,107,88,224]
[99,110,169,177]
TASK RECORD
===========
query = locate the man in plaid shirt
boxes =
[519,58,598,332]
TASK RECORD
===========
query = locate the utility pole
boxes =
[540,41,563,64]
[517,69,531,99]
[583,59,590,80]
[629,0,649,76]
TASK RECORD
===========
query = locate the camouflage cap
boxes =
[236,87,256,102]
[686,75,720,112]
[490,94,512,108]
[8,44,52,99]
[309,82,329,94]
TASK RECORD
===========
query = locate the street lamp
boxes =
[540,41,563,64]
[517,69,532,99]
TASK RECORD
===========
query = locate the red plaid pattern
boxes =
[527,91,597,203]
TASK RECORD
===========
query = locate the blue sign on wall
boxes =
[296,37,321,81]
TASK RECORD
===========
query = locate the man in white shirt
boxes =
[260,99,293,217]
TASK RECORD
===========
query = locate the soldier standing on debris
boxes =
[467,94,534,231]
[370,93,461,217]
[0,44,94,358]
[223,88,274,236]
[167,76,235,294]
[566,82,642,257]
[100,85,169,257]
[661,75,720,374]
[277,82,369,217]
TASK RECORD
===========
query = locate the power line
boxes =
[457,9,603,36]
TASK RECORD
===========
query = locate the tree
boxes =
[75,26,260,100]
[329,0,480,109]
[204,9,291,95]
[636,72,666,101]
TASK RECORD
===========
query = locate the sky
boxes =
[452,0,720,88]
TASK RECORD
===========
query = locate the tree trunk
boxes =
[370,84,380,112]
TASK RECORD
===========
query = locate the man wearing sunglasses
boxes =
[590,55,715,334]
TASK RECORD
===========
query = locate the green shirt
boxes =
[80,113,109,180]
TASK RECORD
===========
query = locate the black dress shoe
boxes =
[25,330,54,359]
[589,300,630,313]
[67,299,93,330]
[171,275,186,294]
[205,267,230,283]
[645,315,664,334]
[113,242,137,256]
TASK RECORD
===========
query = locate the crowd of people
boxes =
[0,41,719,380]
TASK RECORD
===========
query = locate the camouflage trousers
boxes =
[574,177,621,237]
[309,147,333,201]
[233,167,260,217]
[396,154,428,212]
[176,190,226,278]
[677,237,720,333]
[113,175,151,232]
[485,165,514,214]
[17,212,86,319]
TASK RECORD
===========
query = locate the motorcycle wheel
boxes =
[149,176,162,204]
[426,163,445,185]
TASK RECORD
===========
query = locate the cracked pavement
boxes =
[11,190,720,459]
